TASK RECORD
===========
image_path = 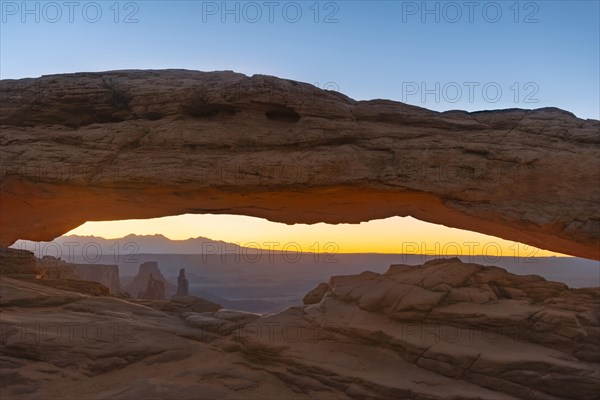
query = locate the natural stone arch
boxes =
[1,70,598,259]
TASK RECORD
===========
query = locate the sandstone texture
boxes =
[37,256,122,294]
[1,258,598,399]
[0,248,42,279]
[71,264,122,295]
[0,249,111,296]
[220,258,600,400]
[1,70,599,259]
[303,282,329,305]
[132,295,221,314]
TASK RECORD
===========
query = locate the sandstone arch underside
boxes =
[0,70,598,259]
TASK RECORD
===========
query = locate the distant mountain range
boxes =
[13,234,251,257]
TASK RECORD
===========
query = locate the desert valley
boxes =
[2,244,599,399]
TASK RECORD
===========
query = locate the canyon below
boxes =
[1,248,599,400]
[12,234,600,313]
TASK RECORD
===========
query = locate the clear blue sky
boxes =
[1,0,598,118]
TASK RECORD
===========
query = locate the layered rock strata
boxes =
[1,70,598,259]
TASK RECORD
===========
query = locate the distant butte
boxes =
[0,70,598,259]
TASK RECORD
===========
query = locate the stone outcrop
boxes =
[323,258,600,362]
[176,268,189,297]
[70,264,122,295]
[184,309,261,336]
[222,258,600,400]
[0,249,111,296]
[34,278,111,297]
[139,274,165,301]
[1,259,597,399]
[36,256,122,294]
[0,248,43,279]
[37,256,79,280]
[124,261,175,299]
[1,70,598,259]
[303,282,329,305]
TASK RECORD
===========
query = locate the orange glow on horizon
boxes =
[65,214,569,257]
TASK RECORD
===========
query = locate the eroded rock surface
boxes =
[132,295,221,314]
[221,258,600,400]
[0,248,111,297]
[37,256,122,294]
[0,248,42,279]
[303,282,329,305]
[1,70,599,259]
[1,259,598,399]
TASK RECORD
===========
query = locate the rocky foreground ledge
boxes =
[1,70,599,259]
[1,258,598,399]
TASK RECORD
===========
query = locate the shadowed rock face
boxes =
[176,268,189,297]
[140,273,165,301]
[124,261,174,299]
[1,70,599,259]
[36,256,122,294]
[0,249,116,296]
[0,248,42,278]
